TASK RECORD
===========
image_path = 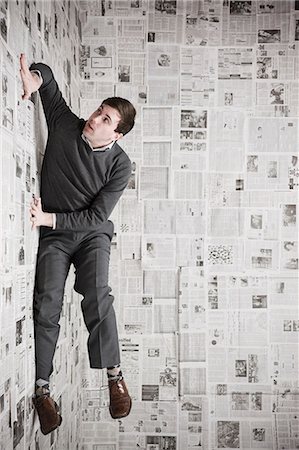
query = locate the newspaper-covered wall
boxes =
[0,1,83,448]
[79,1,299,449]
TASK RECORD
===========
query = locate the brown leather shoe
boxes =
[33,394,62,435]
[108,377,132,419]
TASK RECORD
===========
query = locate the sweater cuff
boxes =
[52,213,56,230]
[29,63,54,88]
[30,69,44,84]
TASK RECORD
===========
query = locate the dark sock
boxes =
[35,384,50,397]
[107,364,123,382]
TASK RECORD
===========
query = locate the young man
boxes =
[20,53,135,435]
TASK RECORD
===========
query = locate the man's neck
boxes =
[83,132,114,149]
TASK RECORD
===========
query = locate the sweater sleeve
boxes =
[55,159,132,232]
[29,62,78,129]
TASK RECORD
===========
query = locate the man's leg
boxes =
[33,231,72,385]
[72,230,132,418]
[72,232,120,368]
[32,230,72,434]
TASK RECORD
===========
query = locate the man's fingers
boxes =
[19,54,33,101]
[30,198,40,208]
[20,53,30,73]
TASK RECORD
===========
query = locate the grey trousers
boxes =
[33,220,120,383]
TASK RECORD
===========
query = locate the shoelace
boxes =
[116,381,125,394]
[100,374,124,391]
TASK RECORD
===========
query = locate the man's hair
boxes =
[102,97,136,136]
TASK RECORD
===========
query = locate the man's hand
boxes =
[19,53,42,100]
[30,197,53,229]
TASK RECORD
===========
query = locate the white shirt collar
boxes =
[81,133,115,152]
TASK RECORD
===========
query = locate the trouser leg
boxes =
[33,231,72,382]
[73,231,120,369]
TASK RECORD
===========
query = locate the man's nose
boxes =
[92,115,102,126]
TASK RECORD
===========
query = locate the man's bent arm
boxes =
[54,162,131,232]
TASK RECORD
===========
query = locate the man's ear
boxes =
[115,132,123,141]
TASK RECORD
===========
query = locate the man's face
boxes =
[83,103,122,148]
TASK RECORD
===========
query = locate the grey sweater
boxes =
[29,62,132,232]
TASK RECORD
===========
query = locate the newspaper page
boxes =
[208,209,245,237]
[147,0,184,44]
[142,235,176,268]
[80,37,116,81]
[207,238,244,272]
[172,108,208,170]
[143,199,205,235]
[118,18,146,52]
[80,0,147,17]
[178,267,206,332]
[119,198,142,233]
[148,44,180,105]
[257,11,291,44]
[176,200,206,235]
[222,0,257,46]
[184,0,222,46]
[208,274,268,310]
[244,239,280,271]
[226,347,269,384]
[2,46,15,134]
[143,269,177,298]
[142,106,172,138]
[210,419,275,449]
[271,343,298,386]
[218,47,254,80]
[211,383,272,417]
[81,15,117,37]
[256,43,298,80]
[218,79,253,108]
[255,80,299,117]
[173,171,203,199]
[143,200,176,234]
[176,236,204,267]
[179,395,209,449]
[120,235,141,260]
[247,118,298,153]
[148,45,180,79]
[180,46,217,106]
[269,275,298,307]
[148,78,179,106]
[140,167,169,199]
[179,365,206,396]
[142,141,171,166]
[115,82,148,107]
